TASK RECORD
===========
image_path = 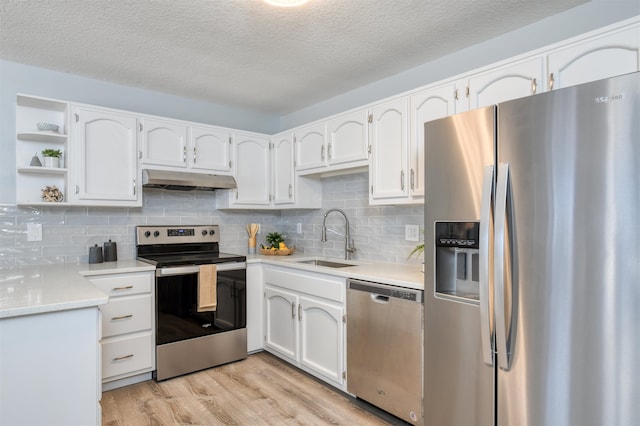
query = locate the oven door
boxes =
[155,262,246,346]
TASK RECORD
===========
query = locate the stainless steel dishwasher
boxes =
[346,278,424,424]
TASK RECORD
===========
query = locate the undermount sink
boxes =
[296,259,357,268]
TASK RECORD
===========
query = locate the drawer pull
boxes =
[113,354,134,362]
[112,285,133,291]
[111,314,133,321]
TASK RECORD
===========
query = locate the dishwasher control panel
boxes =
[347,279,423,303]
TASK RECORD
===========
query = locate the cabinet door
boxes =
[467,57,545,110]
[327,110,369,166]
[246,264,264,353]
[548,25,640,90]
[189,125,232,173]
[72,107,140,205]
[295,123,326,172]
[264,286,298,363]
[233,135,270,205]
[410,83,457,199]
[299,295,344,386]
[369,98,409,203]
[272,134,295,205]
[141,118,187,168]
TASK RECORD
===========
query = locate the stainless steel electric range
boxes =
[136,225,247,381]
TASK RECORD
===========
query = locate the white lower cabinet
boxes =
[87,270,155,389]
[263,266,346,389]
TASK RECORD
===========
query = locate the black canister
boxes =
[103,239,118,262]
[89,244,103,264]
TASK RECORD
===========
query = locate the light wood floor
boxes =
[102,351,406,425]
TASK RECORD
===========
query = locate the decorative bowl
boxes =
[260,247,295,256]
[37,122,59,132]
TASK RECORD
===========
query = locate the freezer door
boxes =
[424,107,495,426]
[495,72,640,426]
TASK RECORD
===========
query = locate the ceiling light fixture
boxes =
[263,0,310,7]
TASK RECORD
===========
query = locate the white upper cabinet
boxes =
[232,133,271,206]
[327,110,369,166]
[188,125,232,173]
[272,133,295,205]
[465,57,546,110]
[548,24,640,90]
[71,106,141,206]
[409,83,458,201]
[294,123,327,172]
[369,98,409,204]
[140,118,187,168]
[216,131,321,210]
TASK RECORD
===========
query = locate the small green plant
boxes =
[408,243,424,259]
[42,149,62,158]
[265,232,285,248]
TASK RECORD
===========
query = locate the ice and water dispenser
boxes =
[435,221,480,302]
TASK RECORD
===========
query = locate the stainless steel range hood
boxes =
[142,169,236,191]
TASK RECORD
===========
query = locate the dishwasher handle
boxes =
[348,279,423,303]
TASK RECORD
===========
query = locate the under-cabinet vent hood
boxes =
[142,169,237,191]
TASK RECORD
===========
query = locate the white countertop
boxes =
[0,260,155,319]
[247,254,424,290]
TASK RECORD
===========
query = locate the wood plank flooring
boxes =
[102,351,406,425]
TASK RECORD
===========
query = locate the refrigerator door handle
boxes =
[479,164,494,366]
[495,162,512,370]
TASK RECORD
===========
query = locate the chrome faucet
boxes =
[321,208,356,260]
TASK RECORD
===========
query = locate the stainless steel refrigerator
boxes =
[423,71,640,426]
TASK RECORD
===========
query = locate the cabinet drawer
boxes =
[100,295,152,338]
[102,333,154,380]
[90,272,152,297]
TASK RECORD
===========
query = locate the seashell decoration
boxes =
[41,185,64,202]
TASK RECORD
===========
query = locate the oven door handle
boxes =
[156,262,247,277]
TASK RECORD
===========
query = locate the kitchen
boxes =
[1,1,640,425]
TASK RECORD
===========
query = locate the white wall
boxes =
[279,1,640,128]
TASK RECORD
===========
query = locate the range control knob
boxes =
[209,229,215,236]
[202,230,208,236]
[144,231,151,238]
[153,231,160,238]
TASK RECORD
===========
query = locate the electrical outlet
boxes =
[297,223,302,234]
[27,223,42,242]
[405,224,420,242]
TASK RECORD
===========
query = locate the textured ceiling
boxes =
[0,0,587,115]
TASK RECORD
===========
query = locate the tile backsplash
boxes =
[0,173,424,269]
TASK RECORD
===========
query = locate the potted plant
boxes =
[42,148,62,168]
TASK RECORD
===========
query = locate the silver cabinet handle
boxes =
[479,165,495,367]
[112,285,133,291]
[400,170,405,191]
[298,304,302,321]
[327,142,332,159]
[75,184,79,195]
[182,146,187,163]
[113,354,134,362]
[132,178,136,196]
[193,147,197,164]
[74,113,79,122]
[531,78,537,94]
[410,169,415,190]
[291,301,295,319]
[111,314,133,321]
[495,162,513,371]
[288,184,293,199]
[321,145,325,161]
[138,122,142,132]
[549,73,555,90]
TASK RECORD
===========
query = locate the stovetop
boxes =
[135,225,245,267]
[138,251,246,267]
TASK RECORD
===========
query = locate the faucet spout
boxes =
[321,208,356,260]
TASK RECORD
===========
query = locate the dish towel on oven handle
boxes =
[198,264,217,312]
